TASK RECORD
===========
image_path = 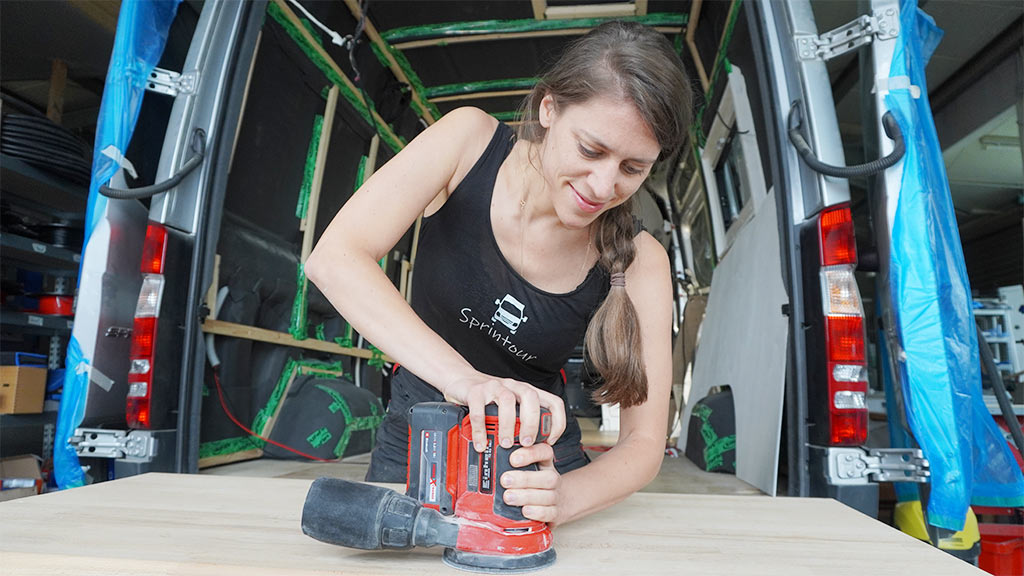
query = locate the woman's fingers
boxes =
[456,375,566,452]
[496,388,518,448]
[502,443,560,523]
[536,391,566,445]
[505,380,540,447]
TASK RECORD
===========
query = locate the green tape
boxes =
[251,358,299,439]
[315,322,326,341]
[307,427,332,448]
[368,41,392,70]
[422,77,537,99]
[296,115,323,220]
[355,155,367,190]
[290,262,308,340]
[199,436,259,459]
[367,345,385,369]
[692,403,735,471]
[384,43,443,120]
[313,384,385,458]
[266,2,405,153]
[382,13,687,43]
[705,434,736,471]
[298,17,321,45]
[252,358,348,441]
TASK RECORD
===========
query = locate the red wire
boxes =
[212,369,338,463]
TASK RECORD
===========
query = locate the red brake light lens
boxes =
[825,315,865,363]
[141,223,168,274]
[819,205,857,266]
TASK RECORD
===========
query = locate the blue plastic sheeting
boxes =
[885,0,1024,530]
[55,0,182,490]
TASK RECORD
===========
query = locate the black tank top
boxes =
[410,122,610,393]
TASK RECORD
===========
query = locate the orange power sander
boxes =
[301,402,556,573]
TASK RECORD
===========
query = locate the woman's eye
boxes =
[623,164,644,176]
[578,145,600,158]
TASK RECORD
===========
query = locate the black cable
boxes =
[977,323,1024,458]
[787,101,905,179]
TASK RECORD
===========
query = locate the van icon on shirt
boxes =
[492,294,528,334]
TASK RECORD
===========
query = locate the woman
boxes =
[306,21,692,526]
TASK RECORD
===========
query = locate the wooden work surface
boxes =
[0,473,983,575]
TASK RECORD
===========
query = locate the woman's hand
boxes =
[501,443,565,525]
[442,374,566,453]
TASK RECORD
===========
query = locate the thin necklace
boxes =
[519,190,592,286]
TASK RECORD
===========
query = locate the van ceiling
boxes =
[1,0,1020,215]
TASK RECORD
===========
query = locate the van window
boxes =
[712,128,751,232]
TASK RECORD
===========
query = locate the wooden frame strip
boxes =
[340,0,436,124]
[269,0,404,151]
[430,89,532,104]
[686,0,710,92]
[202,319,393,362]
[545,3,637,20]
[392,26,682,50]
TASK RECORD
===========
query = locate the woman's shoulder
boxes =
[435,107,500,146]
[630,230,671,281]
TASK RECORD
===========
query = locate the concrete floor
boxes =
[202,417,762,497]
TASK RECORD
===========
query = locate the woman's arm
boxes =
[305,107,566,450]
[501,231,674,526]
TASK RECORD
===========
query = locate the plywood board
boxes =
[0,473,984,575]
[677,189,788,496]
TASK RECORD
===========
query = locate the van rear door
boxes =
[58,1,264,486]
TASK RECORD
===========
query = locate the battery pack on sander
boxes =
[407,402,556,572]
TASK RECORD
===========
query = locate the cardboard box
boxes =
[0,366,47,414]
[0,455,43,502]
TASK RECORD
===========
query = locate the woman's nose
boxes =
[588,162,619,201]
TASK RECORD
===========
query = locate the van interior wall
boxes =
[202,3,424,459]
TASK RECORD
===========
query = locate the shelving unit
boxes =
[0,232,81,273]
[976,305,1023,386]
[0,153,89,217]
[1,149,85,384]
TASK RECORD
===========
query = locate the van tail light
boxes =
[127,223,167,429]
[819,205,868,446]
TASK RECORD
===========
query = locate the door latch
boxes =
[826,447,929,485]
[146,67,198,97]
[71,428,158,462]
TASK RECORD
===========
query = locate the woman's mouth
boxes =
[571,184,605,213]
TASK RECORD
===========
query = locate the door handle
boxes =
[99,129,206,199]
[787,101,904,179]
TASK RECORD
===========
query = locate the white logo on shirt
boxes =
[492,294,529,335]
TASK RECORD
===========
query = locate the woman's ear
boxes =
[538,94,556,129]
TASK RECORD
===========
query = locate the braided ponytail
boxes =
[515,21,691,406]
[583,200,646,407]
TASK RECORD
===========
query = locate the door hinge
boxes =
[146,67,198,97]
[795,8,900,62]
[826,447,929,485]
[71,428,158,462]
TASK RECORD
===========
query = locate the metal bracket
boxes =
[145,67,198,97]
[795,8,900,62]
[826,447,929,485]
[71,428,158,462]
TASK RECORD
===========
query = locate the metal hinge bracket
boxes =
[145,67,198,97]
[795,8,900,62]
[827,447,929,485]
[71,428,158,462]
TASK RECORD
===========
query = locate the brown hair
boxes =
[517,21,692,407]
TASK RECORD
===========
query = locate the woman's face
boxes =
[536,93,661,229]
